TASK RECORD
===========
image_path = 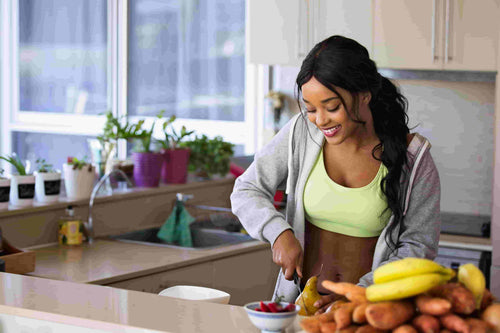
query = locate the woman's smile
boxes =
[321,125,342,137]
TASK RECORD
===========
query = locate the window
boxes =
[0,0,251,175]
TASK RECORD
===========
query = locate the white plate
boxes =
[158,285,230,304]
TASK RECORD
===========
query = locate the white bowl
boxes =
[244,301,300,333]
[158,285,230,304]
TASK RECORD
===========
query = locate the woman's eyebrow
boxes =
[302,96,339,104]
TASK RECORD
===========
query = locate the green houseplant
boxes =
[0,154,35,207]
[181,135,235,180]
[157,115,194,184]
[34,158,61,204]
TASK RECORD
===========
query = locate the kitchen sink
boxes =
[108,222,254,250]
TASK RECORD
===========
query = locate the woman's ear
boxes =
[362,92,371,104]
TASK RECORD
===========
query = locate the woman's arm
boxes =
[358,150,441,287]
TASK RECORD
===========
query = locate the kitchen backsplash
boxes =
[270,66,495,216]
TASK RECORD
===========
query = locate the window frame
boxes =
[0,0,258,162]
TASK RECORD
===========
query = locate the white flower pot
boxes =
[63,163,96,201]
[0,178,10,210]
[10,174,36,208]
[35,171,62,203]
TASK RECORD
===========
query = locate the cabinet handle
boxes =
[445,0,452,63]
[432,0,438,61]
[297,0,310,58]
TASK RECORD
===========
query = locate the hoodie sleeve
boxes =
[230,117,299,247]
[358,150,441,287]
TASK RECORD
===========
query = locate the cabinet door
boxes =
[212,248,280,306]
[106,262,213,294]
[444,0,499,71]
[372,0,445,69]
[320,0,373,53]
[247,0,303,66]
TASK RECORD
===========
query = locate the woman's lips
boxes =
[322,125,341,137]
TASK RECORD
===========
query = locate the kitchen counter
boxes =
[0,272,303,332]
[439,233,492,252]
[26,238,269,284]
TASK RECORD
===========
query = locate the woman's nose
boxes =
[315,109,329,127]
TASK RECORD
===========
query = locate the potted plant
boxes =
[131,112,165,187]
[96,111,144,179]
[181,135,235,180]
[157,115,194,184]
[0,154,35,207]
[34,158,61,204]
[63,156,96,200]
[0,168,10,210]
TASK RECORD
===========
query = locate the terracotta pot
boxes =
[132,152,163,187]
[161,148,190,184]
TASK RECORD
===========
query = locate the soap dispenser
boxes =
[58,205,84,246]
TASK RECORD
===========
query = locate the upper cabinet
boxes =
[373,0,499,71]
[247,0,372,66]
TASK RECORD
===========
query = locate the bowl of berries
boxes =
[244,300,300,333]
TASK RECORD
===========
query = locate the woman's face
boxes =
[301,76,370,146]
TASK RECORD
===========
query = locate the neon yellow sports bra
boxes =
[303,148,391,237]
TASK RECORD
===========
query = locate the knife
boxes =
[293,271,309,316]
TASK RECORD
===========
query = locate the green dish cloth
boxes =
[156,201,195,247]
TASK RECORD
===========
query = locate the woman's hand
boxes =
[272,229,303,280]
[314,294,341,314]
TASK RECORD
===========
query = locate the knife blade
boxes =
[293,271,309,316]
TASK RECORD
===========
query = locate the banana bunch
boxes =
[366,258,455,302]
[458,263,485,309]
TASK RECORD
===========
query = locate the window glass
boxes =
[19,0,108,114]
[12,132,94,173]
[127,0,245,121]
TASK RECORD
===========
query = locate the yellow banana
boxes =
[367,273,452,302]
[458,263,485,310]
[373,258,455,284]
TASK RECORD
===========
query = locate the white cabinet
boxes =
[372,0,499,71]
[247,0,372,66]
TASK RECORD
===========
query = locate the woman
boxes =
[230,35,441,313]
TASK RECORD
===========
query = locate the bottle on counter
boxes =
[58,205,84,246]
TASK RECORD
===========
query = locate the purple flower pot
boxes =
[132,152,164,187]
[161,148,190,184]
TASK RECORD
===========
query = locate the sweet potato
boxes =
[465,318,489,333]
[335,302,358,329]
[322,281,366,297]
[365,301,415,330]
[440,330,452,333]
[393,325,418,333]
[429,283,475,315]
[320,321,337,333]
[412,314,440,333]
[300,316,321,333]
[481,303,500,333]
[480,289,495,311]
[352,303,369,324]
[326,299,348,313]
[338,325,360,333]
[439,313,470,333]
[355,324,387,333]
[317,311,335,323]
[415,295,451,316]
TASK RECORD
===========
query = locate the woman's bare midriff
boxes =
[301,220,379,294]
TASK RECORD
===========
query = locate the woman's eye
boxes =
[305,109,316,113]
[327,105,340,112]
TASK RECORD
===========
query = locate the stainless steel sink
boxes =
[108,223,254,250]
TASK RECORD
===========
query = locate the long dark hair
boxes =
[295,35,409,252]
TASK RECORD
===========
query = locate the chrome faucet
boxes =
[87,169,134,244]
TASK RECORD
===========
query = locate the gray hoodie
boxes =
[231,113,441,302]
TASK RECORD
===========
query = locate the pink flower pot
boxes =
[161,148,190,184]
[132,152,164,187]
